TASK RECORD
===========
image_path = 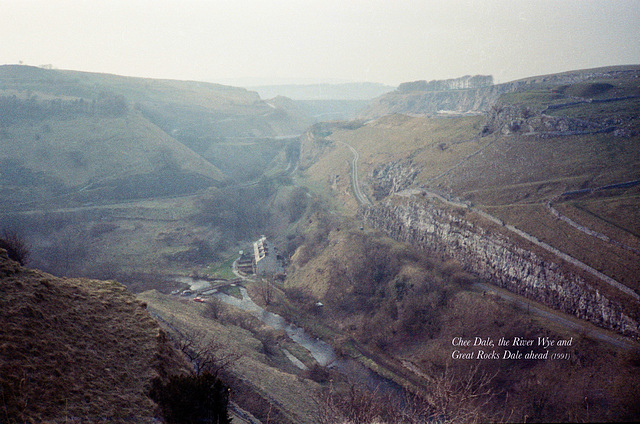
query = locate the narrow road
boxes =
[332,134,639,304]
[335,140,372,206]
[331,133,639,305]
[472,282,638,350]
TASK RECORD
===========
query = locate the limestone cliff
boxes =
[360,66,640,120]
[360,193,640,339]
[360,83,515,119]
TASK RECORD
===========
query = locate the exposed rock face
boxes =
[360,66,640,120]
[397,75,494,92]
[298,125,336,170]
[370,159,420,200]
[361,194,640,339]
[360,83,516,119]
[482,103,614,137]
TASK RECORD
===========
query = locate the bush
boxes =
[150,373,231,424]
[0,230,30,265]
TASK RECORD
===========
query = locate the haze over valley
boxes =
[1,1,640,423]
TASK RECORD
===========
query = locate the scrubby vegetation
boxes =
[0,249,192,423]
[278,208,640,422]
[0,229,29,265]
[150,373,231,424]
[3,64,640,422]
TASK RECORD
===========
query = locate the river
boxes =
[182,277,405,396]
[213,286,337,367]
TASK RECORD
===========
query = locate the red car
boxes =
[192,297,206,303]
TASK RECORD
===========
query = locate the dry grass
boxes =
[0,249,190,423]
[16,194,241,287]
[486,202,640,292]
[0,112,222,192]
[304,94,640,292]
[301,115,486,212]
[137,289,321,424]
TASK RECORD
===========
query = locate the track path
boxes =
[334,140,372,206]
[472,283,638,350]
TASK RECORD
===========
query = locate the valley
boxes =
[2,64,640,423]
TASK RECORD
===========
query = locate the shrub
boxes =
[0,230,30,265]
[150,373,231,424]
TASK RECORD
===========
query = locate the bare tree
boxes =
[255,278,275,306]
[314,364,496,424]
[176,328,243,377]
[315,383,399,424]
[418,363,496,424]
[203,297,223,320]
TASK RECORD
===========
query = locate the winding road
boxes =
[338,139,639,348]
[335,140,372,206]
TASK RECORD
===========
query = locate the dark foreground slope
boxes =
[0,248,190,423]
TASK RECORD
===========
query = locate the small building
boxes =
[252,236,285,276]
[235,252,255,275]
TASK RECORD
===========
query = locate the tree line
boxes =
[0,91,127,125]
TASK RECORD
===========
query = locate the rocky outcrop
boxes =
[481,104,611,137]
[370,159,420,200]
[361,194,640,339]
[397,75,493,93]
[360,65,640,121]
[360,83,517,119]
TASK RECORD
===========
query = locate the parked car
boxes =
[192,297,206,303]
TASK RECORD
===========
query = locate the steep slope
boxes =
[0,110,224,210]
[0,66,246,209]
[0,65,311,140]
[298,66,640,338]
[0,248,191,423]
[0,65,313,206]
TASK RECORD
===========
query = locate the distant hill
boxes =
[248,82,395,100]
[359,66,640,119]
[0,65,313,139]
[0,247,191,422]
[0,65,314,208]
[247,82,395,121]
[0,97,224,209]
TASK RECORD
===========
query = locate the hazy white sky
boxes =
[1,0,639,86]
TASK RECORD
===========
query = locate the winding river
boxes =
[182,277,404,395]
[213,286,337,367]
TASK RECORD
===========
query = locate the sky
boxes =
[1,0,639,87]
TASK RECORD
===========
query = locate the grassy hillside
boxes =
[0,248,191,423]
[18,65,312,144]
[299,115,486,212]
[301,66,640,291]
[0,65,259,110]
[138,289,321,424]
[359,65,640,119]
[0,65,312,206]
[0,110,224,210]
